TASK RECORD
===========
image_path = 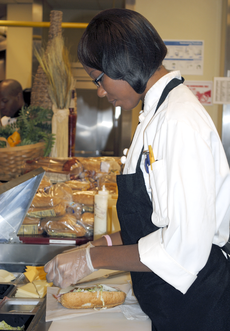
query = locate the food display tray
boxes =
[0,285,16,300]
[0,247,72,331]
[0,264,46,331]
[19,235,93,245]
[0,298,43,314]
[0,313,35,330]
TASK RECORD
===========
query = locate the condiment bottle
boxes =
[68,89,77,157]
[94,185,109,240]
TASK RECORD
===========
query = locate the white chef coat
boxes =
[123,70,230,294]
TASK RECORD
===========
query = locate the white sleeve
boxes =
[138,119,230,294]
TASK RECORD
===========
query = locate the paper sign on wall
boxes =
[184,81,212,106]
[163,40,204,75]
[213,77,230,104]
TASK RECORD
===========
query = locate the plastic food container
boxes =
[0,285,15,300]
[0,313,34,330]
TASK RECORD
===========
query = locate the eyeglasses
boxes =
[92,72,104,87]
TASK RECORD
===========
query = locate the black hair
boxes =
[78,8,167,94]
[0,79,23,96]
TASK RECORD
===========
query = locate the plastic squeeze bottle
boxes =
[94,185,109,240]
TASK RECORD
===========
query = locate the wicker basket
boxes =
[0,142,45,181]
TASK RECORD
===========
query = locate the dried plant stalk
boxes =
[34,35,73,157]
[34,35,72,109]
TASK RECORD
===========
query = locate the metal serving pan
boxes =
[0,313,34,330]
[0,284,16,300]
[0,298,43,314]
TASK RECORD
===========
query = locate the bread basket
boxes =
[0,139,45,181]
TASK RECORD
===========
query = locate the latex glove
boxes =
[61,241,94,254]
[44,243,95,288]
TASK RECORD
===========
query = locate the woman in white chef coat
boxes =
[45,8,230,330]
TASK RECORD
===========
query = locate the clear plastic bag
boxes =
[42,214,87,238]
[48,182,73,203]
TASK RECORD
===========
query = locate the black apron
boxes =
[116,78,230,331]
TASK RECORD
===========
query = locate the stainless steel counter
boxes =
[0,243,74,266]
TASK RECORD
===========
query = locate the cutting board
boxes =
[47,269,151,330]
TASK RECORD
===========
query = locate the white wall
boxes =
[131,0,224,135]
[6,4,33,89]
[4,0,226,136]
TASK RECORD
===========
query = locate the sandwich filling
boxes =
[59,284,118,295]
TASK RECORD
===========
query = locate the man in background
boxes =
[0,79,25,126]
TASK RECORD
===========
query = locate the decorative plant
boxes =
[34,34,73,158]
[0,105,55,157]
[34,34,72,110]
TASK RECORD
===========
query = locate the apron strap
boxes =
[137,77,184,170]
[154,77,184,115]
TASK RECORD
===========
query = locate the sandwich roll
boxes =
[81,212,94,227]
[31,193,62,208]
[44,214,86,237]
[54,284,126,309]
[27,202,66,218]
[65,180,91,191]
[72,191,96,205]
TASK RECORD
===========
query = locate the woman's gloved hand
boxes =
[44,243,96,288]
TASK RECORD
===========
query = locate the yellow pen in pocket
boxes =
[148,145,155,170]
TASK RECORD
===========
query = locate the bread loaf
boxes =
[79,157,121,174]
[48,183,73,202]
[37,176,52,191]
[31,193,61,208]
[65,180,91,191]
[44,214,86,237]
[80,212,94,227]
[72,191,96,205]
[79,158,101,172]
[22,216,41,225]
[27,202,66,218]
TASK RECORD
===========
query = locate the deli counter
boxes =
[0,160,151,330]
[0,242,151,331]
[1,158,229,331]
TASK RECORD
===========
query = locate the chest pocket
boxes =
[148,158,169,227]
